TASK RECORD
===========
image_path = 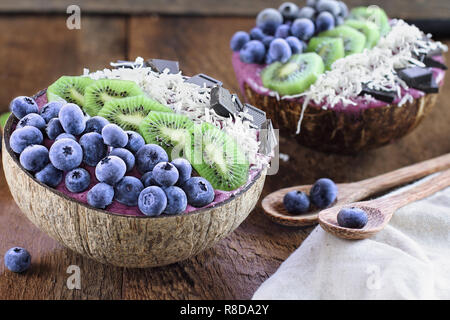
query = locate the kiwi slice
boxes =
[349,6,390,36]
[185,122,249,191]
[261,53,325,96]
[47,76,94,106]
[319,26,366,56]
[139,111,194,158]
[344,19,380,49]
[84,79,144,116]
[98,95,172,132]
[307,37,345,71]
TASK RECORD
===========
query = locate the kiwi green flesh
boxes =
[307,37,345,70]
[319,26,366,56]
[47,76,94,106]
[344,19,380,48]
[139,111,194,158]
[349,6,390,36]
[185,123,249,191]
[261,53,325,96]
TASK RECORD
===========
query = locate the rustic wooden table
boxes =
[0,15,449,299]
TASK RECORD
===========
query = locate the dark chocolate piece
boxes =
[231,94,244,112]
[243,103,267,129]
[421,56,448,70]
[414,78,439,94]
[397,67,433,87]
[359,86,396,104]
[146,59,179,74]
[209,87,236,118]
[185,73,223,88]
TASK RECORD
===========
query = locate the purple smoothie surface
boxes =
[232,52,446,113]
[31,93,261,217]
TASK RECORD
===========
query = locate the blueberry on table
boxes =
[101,123,128,148]
[10,126,43,154]
[183,177,215,208]
[171,158,192,186]
[46,118,64,140]
[310,178,338,208]
[19,145,49,172]
[337,207,368,229]
[87,183,114,209]
[283,190,310,214]
[35,163,63,187]
[65,168,91,193]
[138,186,167,216]
[9,96,38,119]
[114,176,144,206]
[40,101,65,123]
[49,138,83,171]
[291,18,315,41]
[84,116,109,134]
[110,148,135,172]
[16,113,46,130]
[268,38,292,63]
[316,11,336,33]
[125,130,145,154]
[163,186,188,215]
[230,31,250,51]
[135,144,169,174]
[95,156,127,186]
[58,103,86,136]
[4,247,31,273]
[240,40,266,64]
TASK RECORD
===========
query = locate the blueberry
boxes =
[4,247,31,273]
[283,190,310,214]
[249,27,265,41]
[316,11,335,33]
[79,132,108,167]
[268,38,292,63]
[310,178,338,208]
[16,113,46,130]
[183,177,215,208]
[141,171,155,187]
[10,126,43,154]
[110,148,135,172]
[65,168,90,193]
[114,176,144,206]
[275,24,291,38]
[265,54,275,65]
[230,31,250,51]
[152,162,179,187]
[35,163,63,187]
[171,158,192,185]
[337,1,348,17]
[286,36,304,54]
[306,0,317,7]
[278,2,300,20]
[125,130,145,154]
[56,133,75,142]
[40,101,64,123]
[163,186,187,215]
[9,96,38,119]
[87,182,114,209]
[95,156,126,185]
[138,186,167,216]
[19,145,49,172]
[46,118,64,140]
[256,8,283,34]
[59,103,86,135]
[291,18,315,41]
[262,35,275,48]
[49,138,83,171]
[316,0,341,16]
[240,40,266,64]
[337,207,368,229]
[84,116,109,134]
[297,6,316,20]
[102,123,128,148]
[135,144,168,174]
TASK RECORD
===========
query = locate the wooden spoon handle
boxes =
[355,153,450,197]
[373,169,450,213]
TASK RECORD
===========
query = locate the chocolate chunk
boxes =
[243,103,266,129]
[421,56,448,70]
[209,87,236,118]
[397,67,433,87]
[231,94,244,112]
[146,59,179,74]
[185,73,223,88]
[359,86,396,104]
[414,78,439,94]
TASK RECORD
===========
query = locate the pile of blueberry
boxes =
[230,0,348,64]
[9,96,216,216]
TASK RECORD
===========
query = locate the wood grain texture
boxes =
[0,0,448,19]
[0,16,449,299]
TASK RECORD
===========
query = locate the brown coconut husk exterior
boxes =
[244,83,439,154]
[2,115,266,268]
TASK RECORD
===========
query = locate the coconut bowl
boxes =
[2,114,266,268]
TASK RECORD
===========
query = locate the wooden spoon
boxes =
[261,153,450,227]
[318,169,450,240]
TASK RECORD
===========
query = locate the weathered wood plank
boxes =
[0,0,448,19]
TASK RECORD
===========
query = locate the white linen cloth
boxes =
[253,180,450,300]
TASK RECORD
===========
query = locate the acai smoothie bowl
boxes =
[231,1,447,153]
[2,58,275,268]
